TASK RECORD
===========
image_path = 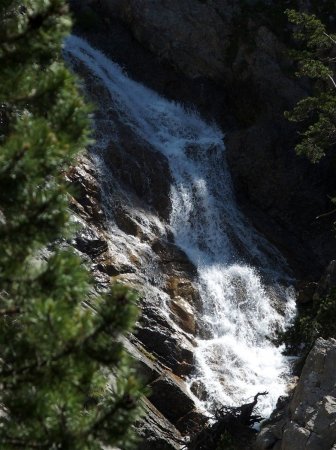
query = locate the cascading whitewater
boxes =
[65,35,296,417]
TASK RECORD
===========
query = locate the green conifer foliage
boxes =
[0,2,142,448]
[278,11,336,355]
[276,289,336,354]
[285,10,336,163]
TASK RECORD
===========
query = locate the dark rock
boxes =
[176,409,208,436]
[95,259,136,276]
[75,234,108,257]
[96,0,239,80]
[136,398,185,450]
[126,340,205,441]
[152,240,197,277]
[113,206,142,237]
[295,260,336,309]
[315,260,336,300]
[136,313,195,377]
[123,337,171,384]
[149,373,196,428]
[296,281,318,305]
[226,115,336,278]
[190,380,208,402]
[104,128,172,220]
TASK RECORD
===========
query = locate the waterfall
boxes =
[64,35,296,418]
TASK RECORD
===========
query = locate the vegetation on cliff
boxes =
[285,9,336,163]
[279,10,336,354]
[280,289,336,354]
[0,1,141,448]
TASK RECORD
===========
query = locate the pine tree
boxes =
[278,11,336,355]
[285,10,336,163]
[0,1,142,448]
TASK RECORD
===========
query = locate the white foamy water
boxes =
[65,35,296,417]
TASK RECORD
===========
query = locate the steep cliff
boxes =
[256,338,336,450]
[65,1,336,449]
[64,29,295,448]
[72,0,336,278]
[66,153,202,449]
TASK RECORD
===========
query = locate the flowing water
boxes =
[65,35,296,418]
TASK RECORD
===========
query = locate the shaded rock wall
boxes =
[72,0,336,278]
[67,2,336,448]
[95,0,239,80]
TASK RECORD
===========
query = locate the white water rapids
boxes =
[65,35,296,418]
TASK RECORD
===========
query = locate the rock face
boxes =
[66,152,204,449]
[314,261,336,301]
[256,338,336,450]
[67,1,336,448]
[104,124,172,220]
[73,0,336,278]
[97,0,239,80]
[64,42,210,441]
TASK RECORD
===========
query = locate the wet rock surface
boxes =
[67,2,336,448]
[66,150,203,447]
[71,0,336,279]
[104,127,172,220]
[256,338,336,450]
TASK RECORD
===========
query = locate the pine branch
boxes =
[323,31,336,45]
[316,208,336,220]
[0,321,106,378]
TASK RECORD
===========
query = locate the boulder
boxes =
[256,338,336,450]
